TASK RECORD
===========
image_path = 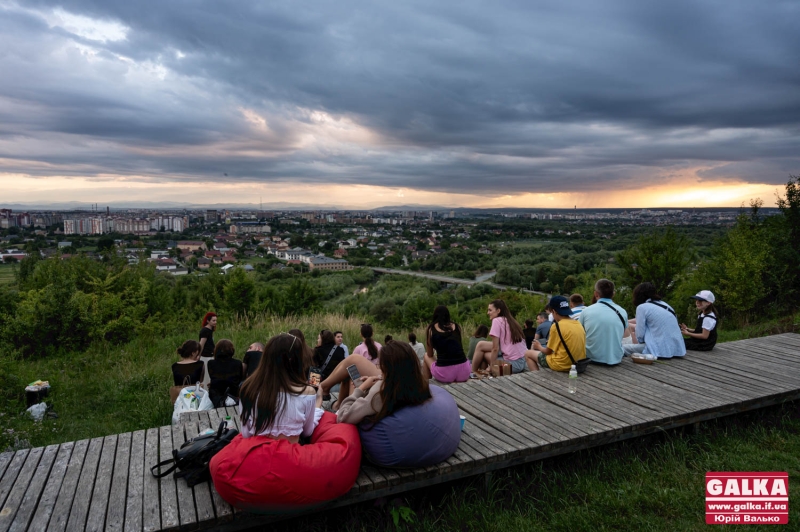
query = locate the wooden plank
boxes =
[195,413,233,524]
[170,423,197,530]
[9,445,58,532]
[158,426,180,532]
[445,386,529,454]
[0,450,29,516]
[0,447,43,532]
[105,432,131,532]
[67,437,103,532]
[682,353,799,389]
[0,454,13,488]
[26,442,74,532]
[183,421,215,526]
[455,381,561,448]
[142,429,160,532]
[486,379,607,442]
[510,374,628,433]
[48,440,89,532]
[85,434,118,532]
[124,430,145,532]
[481,379,589,440]
[591,366,716,414]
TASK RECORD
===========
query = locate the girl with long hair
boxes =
[681,290,719,351]
[422,305,471,383]
[238,333,321,441]
[352,324,382,365]
[337,341,431,425]
[210,333,362,511]
[471,299,536,374]
[336,341,461,468]
[622,282,685,359]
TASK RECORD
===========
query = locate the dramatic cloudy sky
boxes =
[1,0,798,208]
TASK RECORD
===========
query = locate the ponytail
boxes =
[361,324,379,361]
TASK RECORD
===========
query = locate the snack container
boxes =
[631,354,654,365]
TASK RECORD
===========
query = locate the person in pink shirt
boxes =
[471,299,538,375]
[352,323,382,366]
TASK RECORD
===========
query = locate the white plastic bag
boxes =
[172,383,214,424]
[27,402,47,422]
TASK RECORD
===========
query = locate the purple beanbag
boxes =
[358,384,461,468]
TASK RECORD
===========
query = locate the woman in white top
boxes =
[239,333,324,442]
[210,333,363,511]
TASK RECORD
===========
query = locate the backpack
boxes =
[150,421,239,487]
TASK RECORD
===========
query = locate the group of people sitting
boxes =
[172,278,718,513]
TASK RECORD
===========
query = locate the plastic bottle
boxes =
[224,415,232,431]
[568,365,578,394]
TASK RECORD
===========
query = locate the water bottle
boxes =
[568,365,578,394]
[224,415,232,431]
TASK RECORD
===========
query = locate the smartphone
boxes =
[346,364,361,382]
[308,371,321,387]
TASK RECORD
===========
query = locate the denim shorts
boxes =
[497,356,528,374]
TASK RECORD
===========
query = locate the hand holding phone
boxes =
[358,375,382,392]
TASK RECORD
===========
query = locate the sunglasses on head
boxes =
[279,332,298,350]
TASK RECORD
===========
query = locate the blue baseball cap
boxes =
[548,295,574,316]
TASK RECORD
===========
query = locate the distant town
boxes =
[0,205,757,276]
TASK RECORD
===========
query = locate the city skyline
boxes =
[1,1,798,207]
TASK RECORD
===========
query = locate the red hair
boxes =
[202,312,217,327]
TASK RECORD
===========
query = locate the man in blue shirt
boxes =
[334,331,349,357]
[578,279,628,365]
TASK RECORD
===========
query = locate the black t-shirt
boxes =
[242,350,263,378]
[172,361,204,387]
[429,328,467,367]
[313,344,346,381]
[199,327,215,357]
[207,357,243,397]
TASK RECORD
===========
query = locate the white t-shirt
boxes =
[240,392,323,439]
[700,312,717,331]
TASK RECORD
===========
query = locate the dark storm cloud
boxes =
[1,0,799,194]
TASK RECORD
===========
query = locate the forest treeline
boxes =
[0,177,797,358]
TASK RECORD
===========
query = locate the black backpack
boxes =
[151,421,239,487]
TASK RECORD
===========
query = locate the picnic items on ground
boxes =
[490,361,512,377]
[172,382,214,424]
[26,402,48,421]
[632,354,656,365]
[25,380,50,407]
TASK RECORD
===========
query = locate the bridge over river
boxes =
[371,268,549,298]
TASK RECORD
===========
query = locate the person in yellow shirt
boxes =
[532,295,586,372]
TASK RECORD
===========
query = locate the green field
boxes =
[0,263,16,286]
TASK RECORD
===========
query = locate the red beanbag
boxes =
[210,412,361,513]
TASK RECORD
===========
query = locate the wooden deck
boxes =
[2,333,800,531]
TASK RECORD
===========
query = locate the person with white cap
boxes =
[681,290,719,351]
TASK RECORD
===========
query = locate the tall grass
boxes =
[0,312,447,450]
